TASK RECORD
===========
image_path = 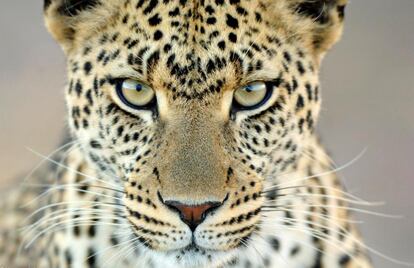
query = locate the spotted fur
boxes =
[0,0,372,267]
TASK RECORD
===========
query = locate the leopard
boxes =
[0,0,374,267]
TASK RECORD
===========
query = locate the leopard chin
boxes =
[147,245,239,268]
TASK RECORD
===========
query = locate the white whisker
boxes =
[21,140,79,185]
[263,192,384,207]
[268,148,367,190]
[23,220,130,250]
[22,201,123,224]
[263,204,402,219]
[26,147,123,190]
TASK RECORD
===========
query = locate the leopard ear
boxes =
[290,0,348,58]
[43,0,115,52]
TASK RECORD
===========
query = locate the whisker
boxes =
[88,235,140,264]
[22,201,123,224]
[26,148,123,190]
[251,232,290,266]
[260,207,363,224]
[262,204,402,219]
[22,208,126,234]
[255,222,367,267]
[102,236,142,268]
[262,214,353,239]
[51,142,82,181]
[267,148,367,190]
[22,140,79,184]
[21,184,124,209]
[262,192,384,207]
[240,236,266,267]
[23,210,126,231]
[301,148,337,168]
[23,220,130,250]
[262,184,379,204]
[259,216,414,267]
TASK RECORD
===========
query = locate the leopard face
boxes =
[44,0,346,266]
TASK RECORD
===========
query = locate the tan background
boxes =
[0,1,413,267]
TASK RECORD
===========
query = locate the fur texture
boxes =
[0,0,372,267]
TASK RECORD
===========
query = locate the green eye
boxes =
[233,81,271,110]
[116,79,156,109]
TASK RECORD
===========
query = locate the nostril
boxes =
[158,193,225,231]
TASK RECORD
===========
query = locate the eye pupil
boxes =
[245,86,253,92]
[135,84,143,91]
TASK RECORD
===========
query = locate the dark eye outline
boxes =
[231,80,280,113]
[114,78,157,112]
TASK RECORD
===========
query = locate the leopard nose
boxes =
[163,200,223,231]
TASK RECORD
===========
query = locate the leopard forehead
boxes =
[44,0,348,108]
[61,1,313,97]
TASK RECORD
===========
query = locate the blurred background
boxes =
[0,1,413,267]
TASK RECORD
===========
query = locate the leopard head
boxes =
[44,0,346,266]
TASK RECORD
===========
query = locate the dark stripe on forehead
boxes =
[229,51,244,76]
[146,50,161,78]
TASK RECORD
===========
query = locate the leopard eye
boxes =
[233,81,272,110]
[116,79,155,109]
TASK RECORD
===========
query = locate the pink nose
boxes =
[164,201,222,231]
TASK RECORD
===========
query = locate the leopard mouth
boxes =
[178,242,211,255]
[162,243,238,268]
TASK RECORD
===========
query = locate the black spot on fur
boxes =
[339,254,351,266]
[337,5,346,20]
[143,0,159,15]
[206,17,217,25]
[87,247,97,268]
[44,0,52,10]
[84,61,93,75]
[296,95,305,111]
[65,249,73,266]
[148,14,162,26]
[269,237,280,251]
[228,32,237,43]
[311,250,323,268]
[226,14,239,29]
[217,40,226,50]
[154,30,163,40]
